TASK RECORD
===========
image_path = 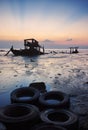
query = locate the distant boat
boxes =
[59,47,79,54]
[5,38,45,56]
[69,47,79,54]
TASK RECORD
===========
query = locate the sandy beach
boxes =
[0,49,88,129]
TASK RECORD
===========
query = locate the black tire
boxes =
[31,123,67,130]
[40,109,78,130]
[10,87,40,105]
[0,104,40,130]
[39,91,69,109]
[29,82,47,93]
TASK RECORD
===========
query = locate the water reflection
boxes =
[0,92,10,107]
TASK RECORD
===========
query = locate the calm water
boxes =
[46,99,61,104]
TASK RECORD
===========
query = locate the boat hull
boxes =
[11,49,44,56]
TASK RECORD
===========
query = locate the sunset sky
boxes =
[0,0,88,48]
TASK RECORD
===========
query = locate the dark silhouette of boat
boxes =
[5,38,45,56]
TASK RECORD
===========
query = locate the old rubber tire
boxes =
[0,104,40,130]
[31,123,67,130]
[29,82,47,93]
[10,87,40,105]
[39,91,69,109]
[40,109,78,130]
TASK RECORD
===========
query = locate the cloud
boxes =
[40,39,58,49]
[42,39,54,43]
[66,38,73,41]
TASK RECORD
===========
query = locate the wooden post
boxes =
[70,47,71,54]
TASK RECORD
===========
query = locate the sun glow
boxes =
[0,0,88,48]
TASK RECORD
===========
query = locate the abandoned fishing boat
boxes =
[5,38,45,56]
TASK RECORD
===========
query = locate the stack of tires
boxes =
[37,90,79,130]
[0,87,40,130]
[0,82,79,130]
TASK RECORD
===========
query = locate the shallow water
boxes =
[46,99,61,104]
[0,49,88,106]
[18,96,32,101]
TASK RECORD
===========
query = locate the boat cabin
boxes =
[24,38,44,53]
